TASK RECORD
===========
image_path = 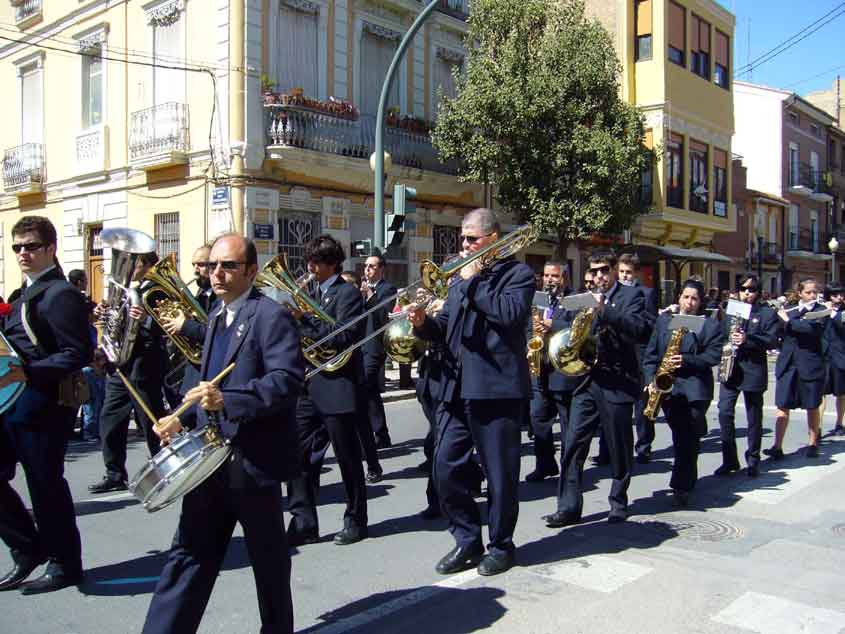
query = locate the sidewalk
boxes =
[383,363,418,403]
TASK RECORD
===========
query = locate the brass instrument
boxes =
[99,228,157,367]
[142,254,209,366]
[718,315,744,384]
[255,253,352,372]
[643,327,687,421]
[306,225,540,379]
[548,307,598,377]
[527,306,546,377]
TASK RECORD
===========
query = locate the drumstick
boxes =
[170,362,236,419]
[115,369,159,426]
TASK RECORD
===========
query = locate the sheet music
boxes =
[725,299,752,320]
[803,307,833,321]
[558,292,600,312]
[667,314,706,335]
[532,291,551,310]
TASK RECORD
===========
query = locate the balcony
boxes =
[76,126,109,176]
[2,143,45,195]
[753,241,780,265]
[786,228,832,258]
[264,103,459,176]
[129,103,190,171]
[12,0,42,26]
[434,0,469,20]
[789,162,834,202]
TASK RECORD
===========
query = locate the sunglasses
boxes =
[461,233,492,244]
[589,265,611,275]
[739,285,759,293]
[208,260,246,271]
[12,241,46,254]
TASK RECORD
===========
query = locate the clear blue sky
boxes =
[720,0,845,96]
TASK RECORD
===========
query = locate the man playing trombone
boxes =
[409,208,535,577]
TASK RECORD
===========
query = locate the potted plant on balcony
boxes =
[261,74,277,105]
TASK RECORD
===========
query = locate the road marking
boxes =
[526,555,653,593]
[713,591,845,634]
[731,449,845,506]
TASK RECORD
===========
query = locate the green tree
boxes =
[432,0,651,247]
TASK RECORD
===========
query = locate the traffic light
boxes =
[388,184,416,250]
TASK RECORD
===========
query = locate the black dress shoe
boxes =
[747,464,759,478]
[607,508,628,523]
[477,551,516,576]
[19,571,82,595]
[635,453,651,465]
[672,490,690,507]
[418,506,442,520]
[334,525,367,545]
[544,510,580,528]
[87,477,127,494]
[590,456,610,467]
[835,426,845,437]
[763,446,785,460]
[417,460,432,474]
[435,542,484,575]
[365,470,383,484]
[714,463,740,476]
[805,444,820,458]
[525,468,558,483]
[288,530,320,547]
[0,555,45,592]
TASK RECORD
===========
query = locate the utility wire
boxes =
[782,63,845,90]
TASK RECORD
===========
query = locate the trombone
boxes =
[304,224,539,379]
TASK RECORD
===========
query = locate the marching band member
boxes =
[767,278,827,459]
[715,275,779,477]
[544,251,650,528]
[642,279,721,506]
[143,234,304,634]
[89,251,168,494]
[822,286,845,436]
[409,208,534,576]
[0,216,92,593]
[287,235,370,546]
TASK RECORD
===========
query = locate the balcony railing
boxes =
[435,0,469,19]
[752,241,780,264]
[2,143,45,194]
[789,162,833,201]
[787,228,830,254]
[13,0,41,25]
[129,102,190,169]
[76,126,108,175]
[264,104,459,175]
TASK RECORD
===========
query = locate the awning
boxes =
[620,244,733,265]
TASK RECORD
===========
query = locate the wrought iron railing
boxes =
[13,0,41,23]
[264,104,459,175]
[129,102,190,161]
[2,143,45,191]
[435,0,469,19]
[787,227,830,254]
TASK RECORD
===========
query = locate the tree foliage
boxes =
[432,0,651,242]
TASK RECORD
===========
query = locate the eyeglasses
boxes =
[192,261,210,268]
[12,242,46,254]
[208,260,246,271]
[461,233,493,244]
[589,265,611,275]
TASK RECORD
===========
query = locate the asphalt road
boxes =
[2,381,845,634]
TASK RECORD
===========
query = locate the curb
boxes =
[383,390,417,404]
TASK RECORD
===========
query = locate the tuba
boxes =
[548,307,598,377]
[255,254,352,372]
[142,254,209,366]
[643,327,687,421]
[99,228,158,367]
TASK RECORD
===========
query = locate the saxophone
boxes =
[718,315,743,384]
[643,327,688,421]
[527,306,546,377]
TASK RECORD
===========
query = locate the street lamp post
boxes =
[829,235,840,284]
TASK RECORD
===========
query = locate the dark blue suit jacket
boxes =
[298,275,365,415]
[362,279,397,360]
[643,312,722,403]
[178,289,220,396]
[719,303,779,392]
[415,257,535,403]
[1,268,93,427]
[775,303,826,382]
[181,288,305,485]
[823,307,845,370]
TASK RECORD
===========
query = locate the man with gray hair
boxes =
[409,208,535,576]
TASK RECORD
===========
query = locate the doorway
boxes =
[86,224,105,304]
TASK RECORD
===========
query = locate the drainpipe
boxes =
[229,0,246,235]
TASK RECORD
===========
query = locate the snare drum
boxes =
[0,331,25,415]
[129,425,231,512]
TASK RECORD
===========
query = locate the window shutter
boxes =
[690,14,700,52]
[699,18,710,53]
[668,2,686,51]
[714,148,727,170]
[715,30,729,67]
[636,0,652,36]
[21,68,43,145]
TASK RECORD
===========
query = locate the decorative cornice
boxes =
[145,0,185,27]
[363,20,401,41]
[436,46,463,64]
[281,0,319,15]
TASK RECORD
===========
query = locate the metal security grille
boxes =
[433,224,459,265]
[89,226,103,256]
[278,212,320,278]
[154,212,180,267]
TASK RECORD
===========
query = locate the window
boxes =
[635,0,653,61]
[152,9,186,106]
[154,212,180,268]
[714,30,729,89]
[830,138,837,169]
[668,1,686,67]
[788,142,800,186]
[666,132,684,208]
[713,148,727,217]
[810,123,820,138]
[788,204,799,249]
[20,62,43,145]
[82,45,103,128]
[689,139,709,213]
[278,213,320,278]
[640,128,654,204]
[788,111,799,126]
[810,151,820,188]
[433,224,460,265]
[433,48,463,117]
[360,24,400,115]
[276,2,319,97]
[690,14,710,80]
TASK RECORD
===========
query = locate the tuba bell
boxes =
[547,307,598,376]
[99,228,158,367]
[255,254,352,372]
[142,254,208,366]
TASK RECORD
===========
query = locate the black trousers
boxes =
[353,387,381,474]
[530,383,558,474]
[434,398,522,556]
[418,386,439,509]
[557,380,633,517]
[100,373,164,481]
[0,408,82,575]
[717,385,764,468]
[663,396,708,493]
[287,395,367,535]
[142,465,292,634]
[633,393,654,458]
[363,353,390,443]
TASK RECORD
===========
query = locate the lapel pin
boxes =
[236,323,245,337]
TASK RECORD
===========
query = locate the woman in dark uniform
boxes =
[642,279,721,506]
[821,285,845,436]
